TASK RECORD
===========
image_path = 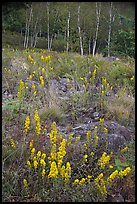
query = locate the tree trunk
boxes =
[49,10,59,50]
[78,5,83,56]
[88,38,91,55]
[67,12,70,52]
[92,2,101,56]
[107,2,113,57]
[47,2,50,50]
[26,6,33,49]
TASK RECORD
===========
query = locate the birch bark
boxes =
[92,2,101,56]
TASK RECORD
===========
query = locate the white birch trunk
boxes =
[49,10,59,49]
[47,2,50,50]
[92,2,101,56]
[24,10,28,48]
[88,39,91,55]
[107,2,113,57]
[67,12,70,52]
[25,6,33,49]
[78,5,83,56]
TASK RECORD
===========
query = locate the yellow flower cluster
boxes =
[27,160,31,169]
[34,160,38,169]
[86,130,91,145]
[107,170,119,183]
[45,55,51,63]
[31,83,36,95]
[10,138,16,149]
[48,161,58,179]
[41,55,45,60]
[103,127,108,135]
[31,147,36,158]
[99,118,104,123]
[23,178,28,189]
[91,68,97,81]
[94,173,107,196]
[34,110,41,135]
[64,162,71,183]
[98,152,110,169]
[42,169,46,179]
[130,76,134,81]
[40,75,44,86]
[24,116,30,135]
[121,146,128,153]
[42,67,45,74]
[50,122,57,144]
[119,167,131,178]
[57,138,66,169]
[28,55,34,63]
[73,175,92,186]
[17,79,25,100]
[83,154,88,162]
[29,140,34,151]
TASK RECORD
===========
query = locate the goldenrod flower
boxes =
[41,55,44,60]
[40,159,46,168]
[107,170,119,183]
[79,178,86,186]
[33,160,38,169]
[86,130,91,144]
[64,162,71,183]
[41,153,46,160]
[42,169,46,179]
[10,138,16,149]
[42,68,45,74]
[100,118,104,123]
[94,173,107,196]
[130,76,134,81]
[109,165,114,169]
[39,75,44,86]
[29,140,34,150]
[17,79,25,100]
[24,116,30,134]
[83,154,88,162]
[90,152,94,157]
[37,151,41,159]
[103,127,108,135]
[31,147,36,158]
[121,146,128,153]
[28,55,34,63]
[48,161,58,179]
[73,179,79,185]
[87,175,92,182]
[23,178,28,189]
[45,55,51,63]
[119,167,131,178]
[29,75,33,80]
[60,165,65,179]
[49,67,53,71]
[98,152,110,169]
[27,160,31,169]
[101,90,105,96]
[34,110,41,135]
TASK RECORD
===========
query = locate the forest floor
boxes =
[2,46,135,202]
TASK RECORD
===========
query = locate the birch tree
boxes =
[92,2,101,56]
[47,2,50,50]
[66,11,70,52]
[24,5,33,48]
[107,2,115,57]
[78,5,83,55]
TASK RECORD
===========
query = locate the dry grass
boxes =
[106,89,134,125]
